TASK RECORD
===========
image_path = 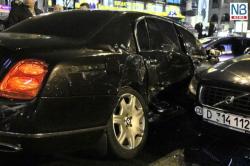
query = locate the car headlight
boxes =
[189,76,198,96]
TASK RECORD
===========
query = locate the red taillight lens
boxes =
[0,59,48,100]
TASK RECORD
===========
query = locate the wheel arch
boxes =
[125,82,147,104]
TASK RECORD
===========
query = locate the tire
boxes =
[107,86,148,159]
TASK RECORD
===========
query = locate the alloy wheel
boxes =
[112,93,145,150]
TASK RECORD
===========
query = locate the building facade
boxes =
[209,0,248,33]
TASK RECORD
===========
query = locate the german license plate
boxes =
[203,107,250,133]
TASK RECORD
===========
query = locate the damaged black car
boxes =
[0,10,205,159]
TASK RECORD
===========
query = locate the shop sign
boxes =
[146,3,163,12]
[230,3,248,20]
[114,1,127,8]
[168,10,177,17]
[165,5,184,18]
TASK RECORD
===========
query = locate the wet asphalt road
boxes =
[1,114,250,166]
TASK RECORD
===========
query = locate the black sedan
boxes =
[0,10,205,158]
[191,53,250,142]
[200,36,250,61]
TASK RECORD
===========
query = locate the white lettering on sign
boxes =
[230,3,248,21]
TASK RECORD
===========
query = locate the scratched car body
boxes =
[0,10,205,158]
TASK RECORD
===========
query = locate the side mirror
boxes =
[244,47,250,54]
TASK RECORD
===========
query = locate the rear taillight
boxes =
[0,59,48,100]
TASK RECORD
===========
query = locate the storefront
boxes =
[98,0,184,18]
[47,0,184,19]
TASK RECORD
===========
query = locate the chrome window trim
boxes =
[134,16,147,53]
[134,15,176,53]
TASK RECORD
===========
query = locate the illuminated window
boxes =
[167,0,180,4]
[103,0,113,6]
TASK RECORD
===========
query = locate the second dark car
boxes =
[200,36,250,62]
[191,53,250,144]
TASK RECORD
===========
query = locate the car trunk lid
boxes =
[0,32,83,51]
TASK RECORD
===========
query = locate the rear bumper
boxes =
[0,126,106,153]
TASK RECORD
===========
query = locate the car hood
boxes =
[0,32,86,50]
[199,54,250,85]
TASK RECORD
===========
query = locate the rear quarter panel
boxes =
[33,52,117,132]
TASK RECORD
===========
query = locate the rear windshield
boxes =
[5,11,117,39]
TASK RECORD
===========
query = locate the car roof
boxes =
[41,10,148,19]
[215,36,248,40]
[6,10,189,46]
[201,36,249,45]
[39,9,175,24]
